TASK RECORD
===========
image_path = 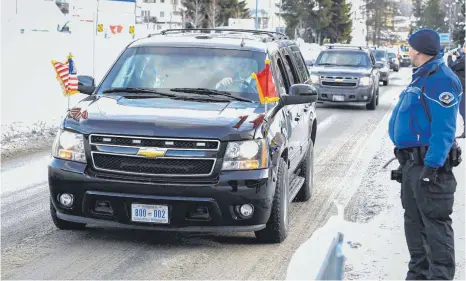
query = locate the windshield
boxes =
[388,52,396,58]
[97,46,267,102]
[315,51,371,67]
[372,50,386,61]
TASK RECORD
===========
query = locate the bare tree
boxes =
[206,0,220,27]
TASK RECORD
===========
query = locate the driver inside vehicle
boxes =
[215,59,258,94]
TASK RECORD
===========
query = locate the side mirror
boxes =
[282,84,318,105]
[77,75,96,95]
[78,75,95,87]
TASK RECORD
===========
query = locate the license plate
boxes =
[333,95,345,101]
[131,204,169,224]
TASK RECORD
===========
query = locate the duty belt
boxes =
[395,146,428,165]
[394,146,458,172]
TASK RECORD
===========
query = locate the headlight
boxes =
[359,77,371,86]
[222,139,267,170]
[52,130,86,163]
[310,75,319,84]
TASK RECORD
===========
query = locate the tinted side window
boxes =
[280,50,296,85]
[369,52,376,65]
[276,57,291,94]
[285,54,300,84]
[289,46,309,81]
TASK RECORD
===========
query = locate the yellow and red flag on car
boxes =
[251,59,279,104]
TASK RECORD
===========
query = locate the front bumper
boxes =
[312,83,373,104]
[49,157,276,232]
[379,71,389,81]
[401,58,411,66]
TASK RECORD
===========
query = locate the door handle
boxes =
[295,114,301,121]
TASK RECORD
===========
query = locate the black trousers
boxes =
[400,161,457,280]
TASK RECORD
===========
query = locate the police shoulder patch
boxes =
[439,92,455,106]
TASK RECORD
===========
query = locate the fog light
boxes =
[363,96,368,100]
[59,193,74,207]
[239,204,254,217]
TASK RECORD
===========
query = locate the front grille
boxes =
[92,153,215,176]
[320,76,358,88]
[90,135,219,150]
[322,81,357,87]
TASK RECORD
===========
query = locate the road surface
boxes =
[1,69,427,279]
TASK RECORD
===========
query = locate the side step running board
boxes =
[288,173,305,202]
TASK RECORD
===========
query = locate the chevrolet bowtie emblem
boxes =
[335,79,343,83]
[137,147,167,158]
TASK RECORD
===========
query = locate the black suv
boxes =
[308,44,382,110]
[48,29,319,243]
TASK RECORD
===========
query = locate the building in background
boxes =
[138,0,183,30]
[245,0,285,32]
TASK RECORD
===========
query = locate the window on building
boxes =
[160,11,165,17]
[161,0,165,3]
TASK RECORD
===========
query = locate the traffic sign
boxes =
[97,24,103,32]
[439,33,450,43]
[129,25,135,34]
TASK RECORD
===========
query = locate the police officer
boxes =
[389,28,463,280]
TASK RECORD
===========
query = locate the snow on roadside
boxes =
[286,117,465,280]
[1,25,136,160]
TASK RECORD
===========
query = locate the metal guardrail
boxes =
[316,232,345,280]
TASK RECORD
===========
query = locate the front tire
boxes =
[366,90,377,110]
[295,140,315,202]
[50,200,86,230]
[255,158,289,243]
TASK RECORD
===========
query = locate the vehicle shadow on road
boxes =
[78,226,259,246]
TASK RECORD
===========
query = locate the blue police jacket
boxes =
[389,55,464,168]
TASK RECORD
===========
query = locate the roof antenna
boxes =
[240,37,245,47]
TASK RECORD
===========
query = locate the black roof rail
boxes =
[148,28,289,41]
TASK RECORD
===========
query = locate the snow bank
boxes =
[1,23,137,159]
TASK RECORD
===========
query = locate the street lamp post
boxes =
[255,0,259,30]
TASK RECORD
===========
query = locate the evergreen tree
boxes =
[277,0,304,38]
[322,0,352,43]
[418,0,448,32]
[366,0,397,45]
[217,0,250,27]
[453,0,465,45]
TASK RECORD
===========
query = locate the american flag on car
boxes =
[51,54,79,96]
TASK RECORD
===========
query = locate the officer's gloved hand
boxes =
[420,166,438,183]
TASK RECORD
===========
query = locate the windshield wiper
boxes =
[103,87,177,97]
[169,88,254,102]
[317,63,338,66]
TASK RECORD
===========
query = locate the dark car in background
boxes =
[388,52,399,72]
[308,44,381,110]
[371,49,390,86]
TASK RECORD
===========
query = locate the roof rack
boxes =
[148,28,289,42]
[324,43,368,50]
